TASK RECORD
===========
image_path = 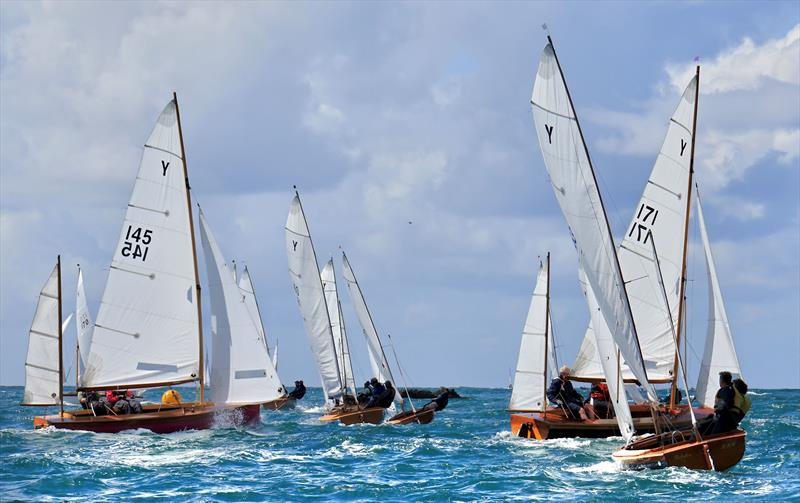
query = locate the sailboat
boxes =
[199,209,293,411]
[285,191,384,425]
[515,37,719,440]
[237,264,296,410]
[339,251,433,425]
[31,96,260,433]
[612,189,747,470]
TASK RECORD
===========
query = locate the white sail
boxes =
[572,76,699,383]
[509,259,557,412]
[271,340,279,371]
[82,100,200,389]
[75,267,93,377]
[341,252,402,404]
[321,260,358,395]
[285,194,343,403]
[22,263,61,405]
[530,42,656,402]
[579,266,636,442]
[238,266,270,354]
[695,192,743,408]
[200,210,284,404]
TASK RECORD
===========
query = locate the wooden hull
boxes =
[510,405,713,440]
[612,429,746,471]
[261,396,296,410]
[386,408,435,425]
[319,407,385,425]
[33,403,261,434]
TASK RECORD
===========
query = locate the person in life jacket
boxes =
[126,390,143,414]
[587,381,612,419]
[709,371,738,434]
[731,378,751,424]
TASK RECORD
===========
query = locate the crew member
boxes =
[547,366,591,420]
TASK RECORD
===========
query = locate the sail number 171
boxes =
[121,225,153,261]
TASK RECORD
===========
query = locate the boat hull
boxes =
[261,396,296,410]
[612,429,746,471]
[33,403,261,434]
[386,408,435,425]
[319,407,385,425]
[510,405,713,440]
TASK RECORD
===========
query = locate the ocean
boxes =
[1,386,797,501]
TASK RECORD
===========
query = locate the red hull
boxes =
[33,403,261,434]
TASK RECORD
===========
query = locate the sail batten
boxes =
[200,210,285,404]
[285,194,343,404]
[81,100,200,390]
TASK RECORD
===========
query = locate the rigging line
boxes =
[385,334,416,413]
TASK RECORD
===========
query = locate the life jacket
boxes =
[590,383,609,400]
[732,387,751,418]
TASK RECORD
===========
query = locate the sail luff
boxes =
[670,65,700,409]
[531,37,655,400]
[173,92,204,403]
[57,256,64,415]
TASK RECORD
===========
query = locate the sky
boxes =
[1,1,798,390]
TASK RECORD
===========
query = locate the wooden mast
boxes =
[542,253,551,418]
[173,91,205,403]
[670,65,700,409]
[57,255,64,416]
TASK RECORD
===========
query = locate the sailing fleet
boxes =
[18,34,748,471]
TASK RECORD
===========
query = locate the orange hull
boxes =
[612,429,746,471]
[261,396,296,410]
[386,409,435,425]
[33,402,261,434]
[510,405,713,440]
[319,407,385,425]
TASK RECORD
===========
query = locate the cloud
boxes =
[667,24,800,94]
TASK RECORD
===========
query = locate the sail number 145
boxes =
[121,225,153,261]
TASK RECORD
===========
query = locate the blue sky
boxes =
[1,1,798,389]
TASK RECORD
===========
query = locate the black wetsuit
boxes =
[289,382,306,400]
[376,386,395,408]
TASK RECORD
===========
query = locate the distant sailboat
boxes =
[32,96,260,433]
[285,191,384,425]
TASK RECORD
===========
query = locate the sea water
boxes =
[1,386,798,501]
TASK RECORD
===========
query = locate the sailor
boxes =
[709,371,738,434]
[731,378,752,425]
[376,381,396,408]
[365,378,386,408]
[127,390,143,414]
[288,380,306,400]
[587,381,612,419]
[547,366,590,420]
[80,390,103,414]
[422,390,449,412]
[109,390,131,414]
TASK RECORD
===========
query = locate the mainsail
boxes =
[530,40,656,402]
[509,256,557,412]
[572,75,699,383]
[82,99,201,390]
[238,265,270,354]
[285,193,343,403]
[340,251,402,404]
[321,259,358,396]
[200,210,285,404]
[22,261,61,406]
[75,266,93,378]
[694,190,743,407]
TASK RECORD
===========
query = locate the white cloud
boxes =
[667,24,800,94]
